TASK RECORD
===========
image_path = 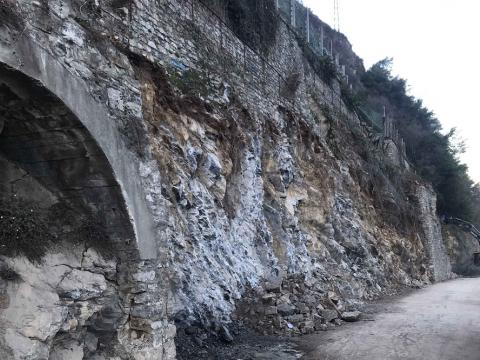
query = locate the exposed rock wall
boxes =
[0,0,455,359]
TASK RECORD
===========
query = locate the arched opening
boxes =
[0,62,134,258]
[0,62,136,259]
[0,63,138,358]
[0,33,157,260]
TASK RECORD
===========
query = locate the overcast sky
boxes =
[303,0,480,183]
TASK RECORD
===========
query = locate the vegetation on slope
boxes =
[200,0,278,55]
[0,199,113,262]
[360,58,478,222]
[183,2,476,226]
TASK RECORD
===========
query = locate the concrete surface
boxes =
[300,278,480,360]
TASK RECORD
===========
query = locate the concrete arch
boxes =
[0,35,157,259]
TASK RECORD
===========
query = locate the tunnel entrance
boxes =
[0,63,136,260]
[0,63,142,358]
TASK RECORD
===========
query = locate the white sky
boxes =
[303,0,480,183]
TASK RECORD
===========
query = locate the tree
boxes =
[362,58,476,220]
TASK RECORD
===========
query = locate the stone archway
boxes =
[0,36,166,359]
[0,34,157,260]
[0,60,137,258]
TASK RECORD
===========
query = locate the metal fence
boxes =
[177,0,411,163]
[277,0,334,59]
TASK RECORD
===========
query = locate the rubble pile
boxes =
[236,275,362,336]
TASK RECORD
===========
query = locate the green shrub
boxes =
[296,34,337,85]
[200,0,279,55]
[362,58,477,220]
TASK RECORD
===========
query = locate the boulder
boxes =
[262,293,277,305]
[265,279,282,292]
[277,303,296,316]
[300,320,315,334]
[320,309,338,323]
[328,291,340,303]
[264,306,278,316]
[341,311,361,322]
[296,302,310,314]
[285,314,304,324]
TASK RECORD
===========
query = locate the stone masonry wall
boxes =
[416,184,453,282]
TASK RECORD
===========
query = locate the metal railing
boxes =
[444,217,480,265]
[444,217,480,243]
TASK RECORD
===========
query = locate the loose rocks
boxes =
[341,311,362,322]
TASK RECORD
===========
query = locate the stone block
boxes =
[341,311,361,322]
[277,303,296,316]
[320,309,338,323]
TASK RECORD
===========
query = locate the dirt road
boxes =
[299,277,480,360]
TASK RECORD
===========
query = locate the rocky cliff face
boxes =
[140,69,448,342]
[0,0,456,359]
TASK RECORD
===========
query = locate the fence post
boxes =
[291,0,296,27]
[306,8,310,43]
[320,25,324,55]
